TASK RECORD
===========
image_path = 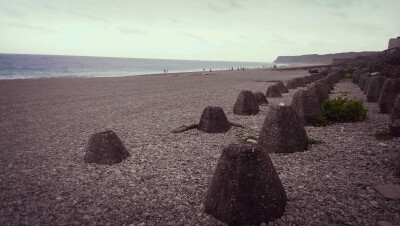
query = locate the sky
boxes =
[0,0,399,62]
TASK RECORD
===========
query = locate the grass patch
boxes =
[312,97,368,127]
[370,131,393,141]
[308,138,325,145]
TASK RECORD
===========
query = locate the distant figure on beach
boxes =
[203,68,205,71]
[231,67,233,70]
[210,69,212,72]
[163,69,166,74]
[273,65,277,69]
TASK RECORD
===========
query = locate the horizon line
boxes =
[0,52,273,64]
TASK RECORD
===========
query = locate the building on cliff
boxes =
[388,37,400,49]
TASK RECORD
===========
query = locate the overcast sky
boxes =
[0,0,399,62]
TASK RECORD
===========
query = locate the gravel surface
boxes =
[0,69,399,225]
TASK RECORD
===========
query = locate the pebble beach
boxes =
[0,68,399,225]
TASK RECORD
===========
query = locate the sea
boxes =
[0,54,272,80]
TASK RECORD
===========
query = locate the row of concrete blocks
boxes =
[352,68,400,137]
[191,68,344,225]
[230,70,328,116]
[291,69,346,125]
[81,68,342,166]
[81,67,345,225]
[380,65,400,79]
[83,67,337,165]
[204,68,347,225]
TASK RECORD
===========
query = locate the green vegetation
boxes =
[240,135,258,142]
[308,138,325,145]
[343,73,353,80]
[321,97,368,122]
[312,97,368,126]
[337,69,347,77]
[312,111,331,127]
[370,131,393,141]
[345,67,356,74]
[244,135,257,141]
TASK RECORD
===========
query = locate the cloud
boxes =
[69,12,108,23]
[271,34,297,45]
[169,18,179,23]
[3,22,58,33]
[179,31,209,43]
[208,0,242,12]
[238,34,254,40]
[330,11,348,18]
[347,22,385,34]
[0,6,24,18]
[118,27,148,35]
[45,4,108,23]
[208,3,224,12]
[303,0,355,8]
[229,0,241,8]
[308,39,331,47]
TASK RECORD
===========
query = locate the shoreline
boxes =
[0,53,274,81]
[0,63,332,81]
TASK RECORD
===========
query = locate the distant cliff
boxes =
[273,52,379,65]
